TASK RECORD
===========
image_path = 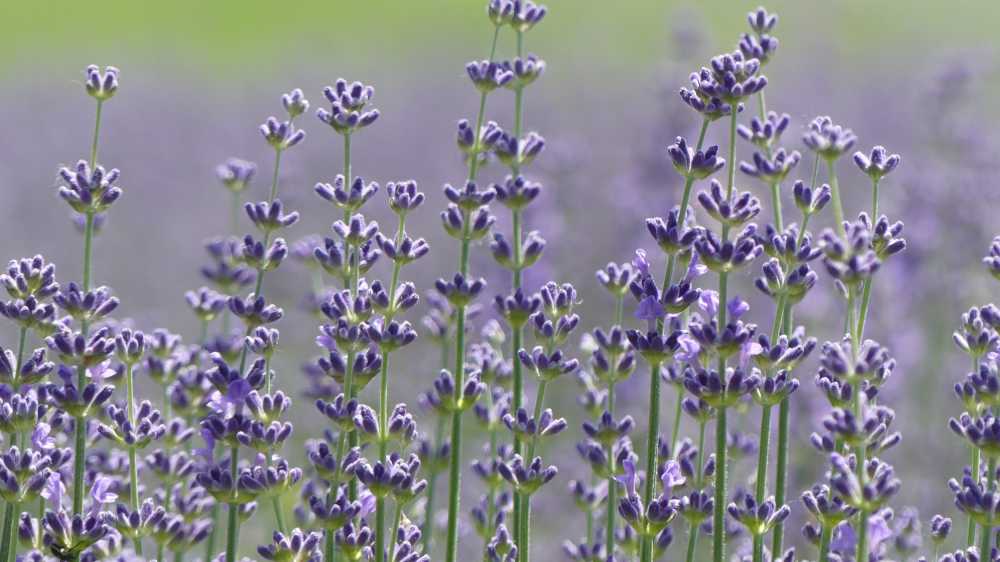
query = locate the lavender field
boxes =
[1,1,999,561]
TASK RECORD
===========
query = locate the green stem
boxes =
[519,491,531,562]
[712,109,738,562]
[695,421,706,487]
[753,405,772,504]
[326,527,335,562]
[444,297,468,562]
[669,386,684,458]
[0,502,13,562]
[72,211,96,521]
[969,446,982,546]
[818,524,832,562]
[225,446,240,562]
[639,361,663,562]
[389,501,403,562]
[827,159,846,238]
[423,414,446,554]
[445,24,501,562]
[770,182,783,231]
[90,100,104,168]
[752,533,764,562]
[376,496,387,562]
[205,504,220,561]
[770,365,791,553]
[518,378,548,562]
[662,118,710,291]
[871,178,880,220]
[605,380,618,560]
[856,177,880,339]
[712,407,728,562]
[423,339,448,554]
[684,520,701,562]
[981,456,997,558]
[856,510,869,562]
[124,361,143,555]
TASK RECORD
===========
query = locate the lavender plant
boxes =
[0,4,985,562]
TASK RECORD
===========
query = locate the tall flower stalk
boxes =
[213,89,306,561]
[437,9,504,558]
[312,77,382,562]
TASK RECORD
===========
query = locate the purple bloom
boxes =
[738,339,763,370]
[726,296,750,320]
[89,476,118,514]
[615,458,639,499]
[660,460,685,493]
[698,290,719,318]
[677,334,701,365]
[195,428,216,463]
[632,249,650,279]
[853,146,901,181]
[635,295,665,322]
[683,251,708,284]
[31,422,54,451]
[42,472,65,511]
[207,378,252,416]
[86,359,116,381]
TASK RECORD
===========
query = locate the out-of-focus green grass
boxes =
[6,0,998,72]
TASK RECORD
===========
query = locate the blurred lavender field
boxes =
[3,0,1000,558]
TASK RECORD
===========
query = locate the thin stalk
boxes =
[225,446,240,561]
[483,385,498,561]
[856,177,880,339]
[770,314,792,555]
[639,360,663,562]
[605,380,618,560]
[444,279,469,562]
[683,421,707,562]
[981,456,997,558]
[712,406,728,562]
[871,178,880,220]
[827,159,846,238]
[326,526,335,562]
[376,496,387,562]
[125,362,143,555]
[712,108,738,562]
[669,387,684,457]
[604,293,625,560]
[444,24,501,562]
[205,505,220,561]
[753,405,772,502]
[90,100,104,167]
[752,533,765,562]
[0,502,13,562]
[389,501,403,562]
[72,191,99,519]
[969,448,981,546]
[423,342,450,554]
[684,520,701,562]
[518,377,548,562]
[586,493,594,546]
[818,524,832,562]
[856,510,869,562]
[662,117,710,291]
[751,297,786,553]
[770,182,783,231]
[376,215,406,562]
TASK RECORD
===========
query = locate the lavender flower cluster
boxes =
[0,4,988,562]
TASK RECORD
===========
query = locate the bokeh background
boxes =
[3,0,1000,558]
